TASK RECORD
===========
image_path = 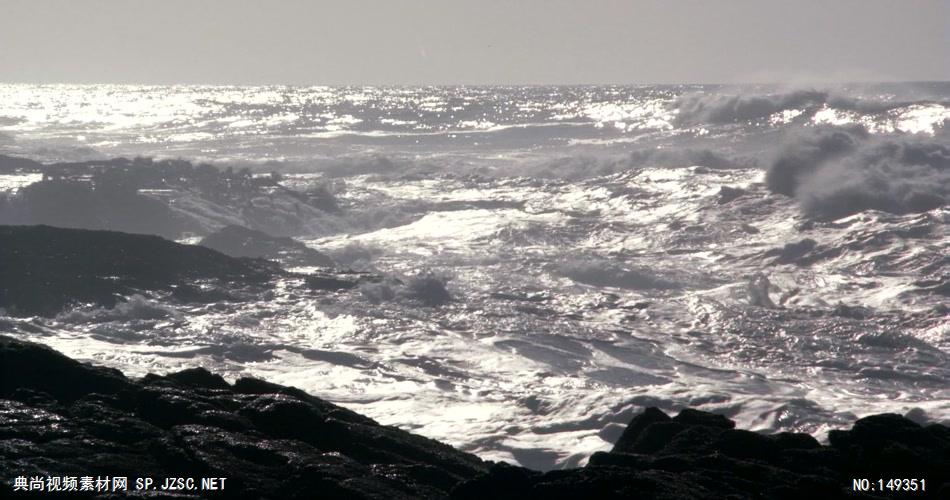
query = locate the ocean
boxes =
[0,83,947,469]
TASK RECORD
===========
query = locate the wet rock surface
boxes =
[199,225,334,268]
[453,406,950,500]
[2,335,948,499]
[0,225,276,317]
[0,336,487,499]
[0,179,194,239]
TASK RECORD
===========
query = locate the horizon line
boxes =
[2,80,949,88]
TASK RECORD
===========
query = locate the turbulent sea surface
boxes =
[1,83,948,469]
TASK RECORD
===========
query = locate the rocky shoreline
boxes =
[0,335,484,499]
[1,335,947,499]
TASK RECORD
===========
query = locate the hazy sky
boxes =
[1,0,947,85]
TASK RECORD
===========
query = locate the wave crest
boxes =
[766,126,950,219]
[673,88,949,129]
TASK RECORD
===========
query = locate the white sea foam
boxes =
[1,83,947,470]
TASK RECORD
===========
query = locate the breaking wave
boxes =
[673,87,950,128]
[766,126,950,219]
[674,89,830,125]
[2,83,948,469]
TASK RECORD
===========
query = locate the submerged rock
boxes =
[717,185,747,204]
[404,273,453,306]
[200,224,334,268]
[356,274,453,306]
[0,225,275,316]
[305,272,360,291]
[766,238,818,265]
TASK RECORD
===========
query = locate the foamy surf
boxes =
[1,83,947,470]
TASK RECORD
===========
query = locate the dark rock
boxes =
[715,429,784,460]
[739,223,760,234]
[828,413,950,479]
[612,406,671,453]
[0,155,42,173]
[769,431,821,451]
[717,185,746,204]
[0,225,275,316]
[832,303,874,319]
[0,336,486,499]
[453,406,950,499]
[200,225,334,267]
[356,273,451,305]
[612,408,734,456]
[450,462,540,499]
[0,336,130,402]
[671,408,735,429]
[0,179,194,239]
[766,238,818,265]
[404,274,453,306]
[3,338,948,499]
[305,273,359,291]
[301,184,341,213]
[163,367,231,390]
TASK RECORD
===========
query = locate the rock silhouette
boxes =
[452,407,949,499]
[1,335,947,499]
[0,336,487,499]
[0,225,275,317]
[200,224,334,268]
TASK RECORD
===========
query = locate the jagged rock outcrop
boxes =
[1,335,948,499]
[199,225,334,268]
[452,407,949,499]
[0,225,276,317]
[0,336,487,499]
